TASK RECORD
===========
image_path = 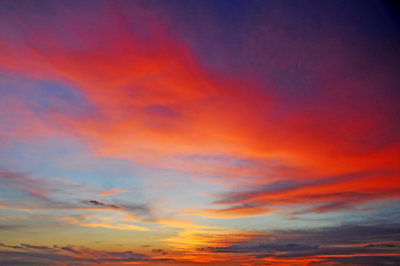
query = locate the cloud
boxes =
[100,188,129,196]
[365,243,397,248]
[0,170,155,229]
[19,243,55,252]
[82,200,119,209]
[0,1,399,264]
[0,171,62,199]
[194,204,272,218]
[80,221,150,231]
[0,243,23,249]
[1,0,397,179]
[56,245,81,254]
[152,248,169,255]
[59,212,151,232]
[0,224,26,231]
[318,255,400,266]
[166,228,267,250]
[200,243,319,253]
[0,243,162,264]
[0,1,398,223]
[200,222,400,264]
[212,170,400,216]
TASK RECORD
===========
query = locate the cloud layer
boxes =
[0,0,399,265]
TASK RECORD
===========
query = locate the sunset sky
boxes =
[0,0,399,265]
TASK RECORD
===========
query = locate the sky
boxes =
[0,0,399,265]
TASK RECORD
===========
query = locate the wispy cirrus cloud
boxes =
[0,171,74,199]
[0,170,155,232]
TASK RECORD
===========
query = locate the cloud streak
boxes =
[100,188,130,197]
[210,170,400,216]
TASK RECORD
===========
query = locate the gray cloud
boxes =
[152,248,168,255]
[200,243,318,253]
[201,222,400,264]
[0,243,171,265]
[83,200,119,209]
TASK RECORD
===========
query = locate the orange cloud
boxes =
[81,221,150,232]
[166,229,266,250]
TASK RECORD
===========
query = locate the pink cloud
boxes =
[100,188,130,197]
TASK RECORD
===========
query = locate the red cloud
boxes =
[0,2,399,217]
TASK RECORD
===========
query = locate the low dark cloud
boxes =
[0,243,170,265]
[0,243,23,249]
[315,255,400,266]
[54,245,81,254]
[365,243,397,248]
[288,223,400,245]
[20,243,55,252]
[200,243,318,253]
[201,222,400,265]
[152,248,168,255]
[0,224,26,231]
